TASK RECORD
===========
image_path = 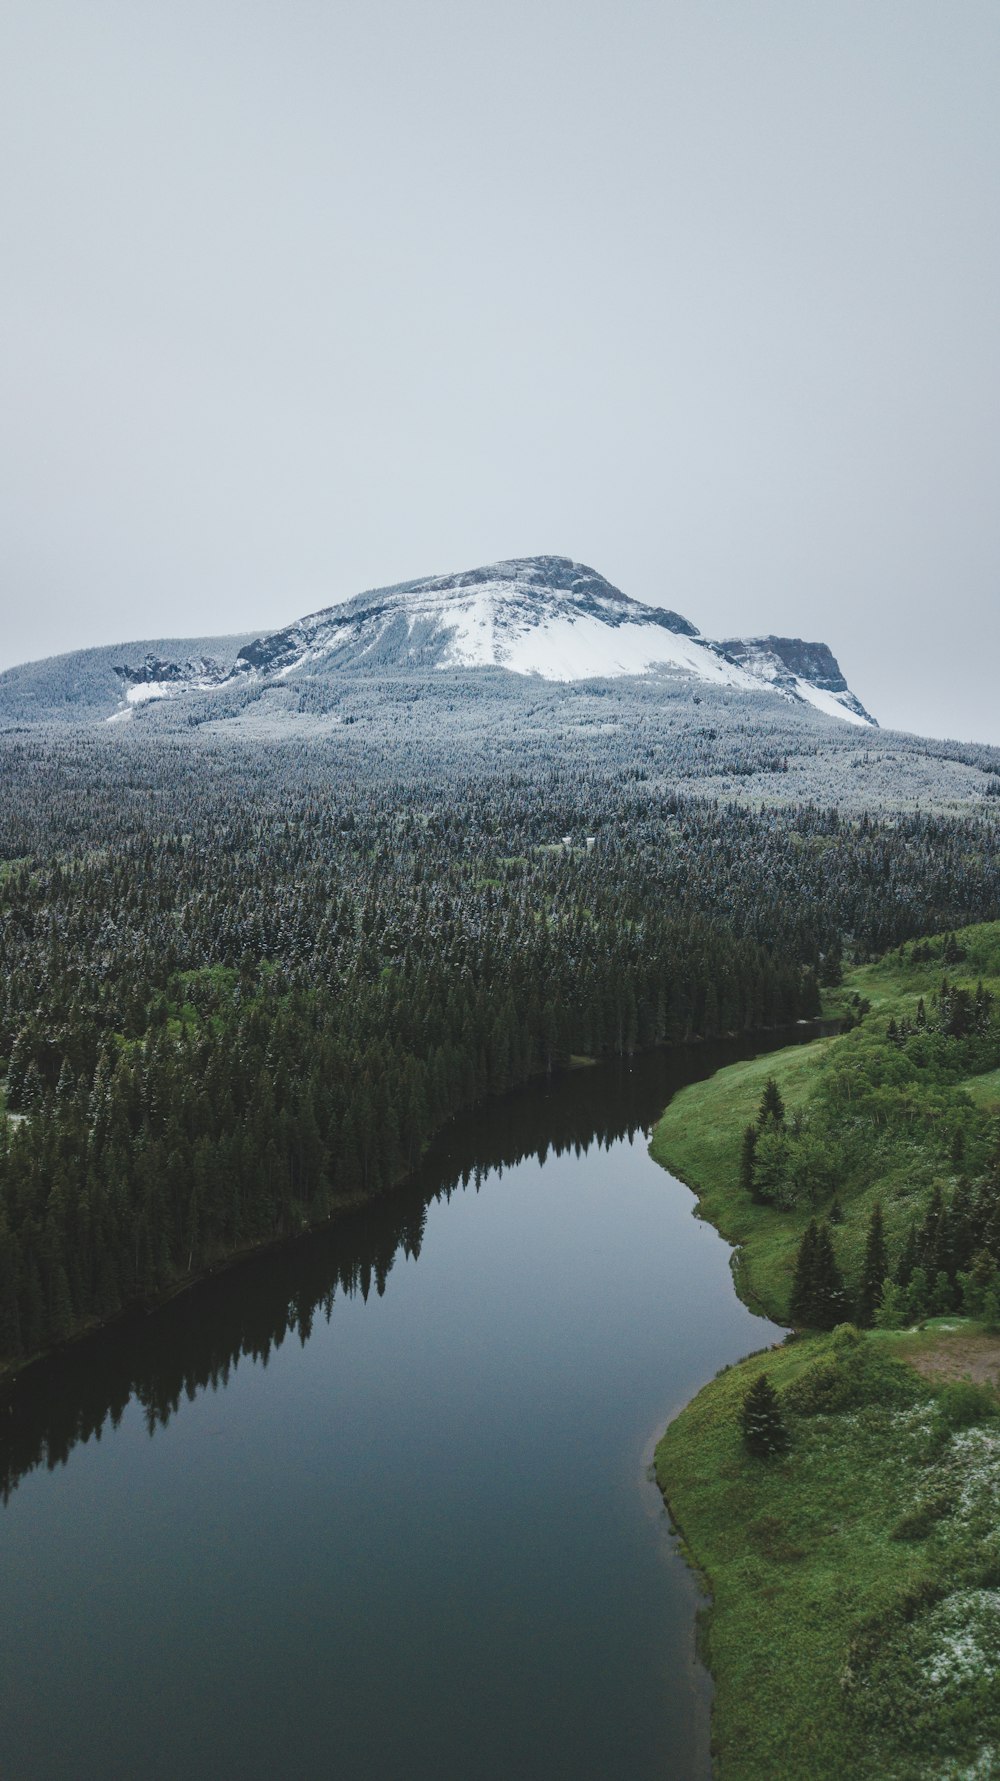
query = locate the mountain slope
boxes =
[0,634,259,726]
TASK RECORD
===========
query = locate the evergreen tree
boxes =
[874,1281,908,1330]
[812,1222,848,1328]
[819,939,843,987]
[930,1269,956,1314]
[759,1077,786,1126]
[789,1219,847,1328]
[789,1221,820,1326]
[905,1266,930,1321]
[6,1028,31,1112]
[740,1373,788,1458]
[857,1202,889,1327]
[753,1126,791,1207]
[895,1221,918,1290]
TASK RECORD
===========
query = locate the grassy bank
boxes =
[656,1323,1000,1780]
[651,921,1000,1328]
[651,922,1000,1778]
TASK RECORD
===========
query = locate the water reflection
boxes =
[0,1030,810,1505]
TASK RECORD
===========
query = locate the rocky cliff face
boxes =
[718,636,877,725]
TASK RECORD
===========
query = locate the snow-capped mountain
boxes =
[110,555,876,725]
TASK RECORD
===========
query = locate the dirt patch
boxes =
[905,1333,1000,1390]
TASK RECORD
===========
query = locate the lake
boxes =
[0,1038,794,1779]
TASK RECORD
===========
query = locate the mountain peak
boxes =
[230,555,701,681]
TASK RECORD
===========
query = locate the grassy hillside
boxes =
[651,922,1000,1328]
[652,923,1000,1779]
[656,1324,1000,1780]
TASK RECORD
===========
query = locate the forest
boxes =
[2,724,1000,1369]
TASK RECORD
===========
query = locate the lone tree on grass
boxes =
[758,1077,786,1126]
[740,1373,788,1458]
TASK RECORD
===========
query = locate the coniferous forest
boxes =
[2,724,1000,1371]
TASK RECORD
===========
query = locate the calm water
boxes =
[0,1039,795,1781]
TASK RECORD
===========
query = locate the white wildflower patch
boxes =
[892,1401,937,1438]
[946,1427,1000,1529]
[879,1400,938,1472]
[921,1590,1000,1693]
[934,1743,997,1779]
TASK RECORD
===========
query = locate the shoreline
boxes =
[645,928,1000,1778]
[0,1018,828,1392]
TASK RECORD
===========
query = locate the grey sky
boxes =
[2,0,998,743]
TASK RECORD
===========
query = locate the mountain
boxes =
[0,634,258,727]
[4,558,1000,815]
[108,555,876,726]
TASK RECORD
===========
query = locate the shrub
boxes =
[934,1379,999,1434]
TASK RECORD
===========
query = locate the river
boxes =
[0,1036,799,1780]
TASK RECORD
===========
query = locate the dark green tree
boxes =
[740,1373,788,1458]
[789,1219,847,1328]
[857,1202,889,1327]
[789,1221,820,1325]
[758,1077,786,1126]
[819,939,843,987]
[739,1123,758,1198]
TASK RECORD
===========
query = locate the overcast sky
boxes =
[2,1,998,743]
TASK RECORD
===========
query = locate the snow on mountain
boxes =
[116,653,231,705]
[718,636,877,727]
[227,557,733,684]
[109,556,876,726]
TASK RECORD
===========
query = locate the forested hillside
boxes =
[2,729,1000,1369]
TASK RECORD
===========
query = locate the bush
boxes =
[934,1378,999,1434]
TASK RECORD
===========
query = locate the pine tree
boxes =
[819,939,843,987]
[812,1222,847,1328]
[740,1373,788,1458]
[789,1220,820,1326]
[895,1221,918,1289]
[857,1202,889,1327]
[930,1269,955,1314]
[789,1219,847,1328]
[759,1077,785,1126]
[5,1028,31,1112]
[905,1266,930,1320]
[874,1281,908,1330]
